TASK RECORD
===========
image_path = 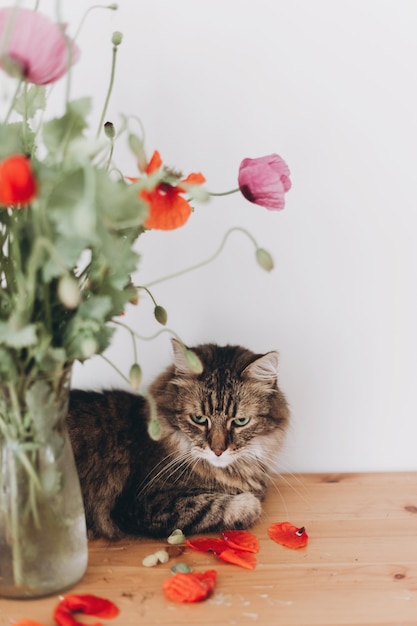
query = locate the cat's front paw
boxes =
[224,492,262,529]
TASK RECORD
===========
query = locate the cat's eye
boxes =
[232,416,251,427]
[190,414,208,425]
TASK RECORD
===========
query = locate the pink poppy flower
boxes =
[238,153,291,210]
[0,7,79,85]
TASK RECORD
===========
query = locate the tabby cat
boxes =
[67,339,289,540]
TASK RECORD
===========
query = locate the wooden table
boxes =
[1,472,417,626]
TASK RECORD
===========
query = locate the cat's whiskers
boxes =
[135,449,192,498]
[246,445,312,510]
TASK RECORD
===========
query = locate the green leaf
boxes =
[25,380,60,442]
[42,97,91,157]
[78,295,113,320]
[0,347,18,382]
[35,346,67,375]
[0,322,37,348]
[14,85,47,119]
[0,123,25,158]
[45,167,98,242]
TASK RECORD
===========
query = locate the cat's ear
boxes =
[171,338,203,375]
[242,351,279,383]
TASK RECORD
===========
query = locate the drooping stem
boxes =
[111,319,182,344]
[99,353,131,385]
[144,226,259,288]
[96,40,119,138]
[73,4,118,41]
[137,286,158,307]
[208,187,240,197]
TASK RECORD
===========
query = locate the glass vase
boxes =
[0,367,88,599]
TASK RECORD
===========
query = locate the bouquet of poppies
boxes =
[0,2,291,402]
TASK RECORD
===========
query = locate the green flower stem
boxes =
[99,353,131,385]
[8,449,23,586]
[208,187,240,197]
[8,382,23,431]
[96,42,119,138]
[144,226,259,288]
[27,451,41,529]
[21,82,29,153]
[111,319,183,345]
[16,447,42,492]
[73,4,118,42]
[105,139,114,171]
[2,78,22,124]
[137,286,158,308]
[23,236,73,324]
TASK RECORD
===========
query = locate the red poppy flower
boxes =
[268,521,309,549]
[138,150,205,230]
[53,594,119,626]
[0,154,37,206]
[186,529,259,570]
[163,569,217,603]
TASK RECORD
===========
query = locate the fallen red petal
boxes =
[12,621,46,626]
[268,521,309,549]
[186,537,227,554]
[221,529,259,553]
[186,531,258,569]
[53,594,119,626]
[162,569,217,603]
[217,547,257,570]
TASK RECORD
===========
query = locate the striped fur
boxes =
[67,341,289,540]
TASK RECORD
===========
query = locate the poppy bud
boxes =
[255,248,274,272]
[80,337,98,359]
[129,363,142,390]
[184,349,203,374]
[148,418,161,441]
[154,305,168,326]
[58,274,81,309]
[104,121,115,139]
[112,31,123,46]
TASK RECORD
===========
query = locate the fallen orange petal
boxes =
[12,621,46,626]
[186,531,258,569]
[217,547,257,570]
[162,569,217,603]
[268,521,309,549]
[221,529,259,553]
[185,537,227,553]
[53,593,119,626]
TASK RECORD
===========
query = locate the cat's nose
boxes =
[212,448,224,457]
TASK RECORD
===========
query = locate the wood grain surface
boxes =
[1,472,416,625]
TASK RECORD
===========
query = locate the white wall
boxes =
[12,1,417,472]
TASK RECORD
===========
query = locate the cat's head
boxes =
[150,340,289,472]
